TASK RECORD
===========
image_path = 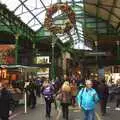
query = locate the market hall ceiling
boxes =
[0,0,120,49]
[85,0,120,29]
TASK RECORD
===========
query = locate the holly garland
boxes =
[44,3,76,34]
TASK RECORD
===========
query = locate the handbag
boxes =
[56,92,62,101]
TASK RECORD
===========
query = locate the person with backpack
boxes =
[76,80,99,120]
[41,79,55,118]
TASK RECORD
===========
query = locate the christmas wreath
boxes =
[44,3,75,34]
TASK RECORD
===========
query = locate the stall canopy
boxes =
[0,0,120,50]
[0,65,38,69]
[0,45,15,51]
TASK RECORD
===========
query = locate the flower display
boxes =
[44,3,76,34]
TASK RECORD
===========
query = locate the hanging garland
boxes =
[44,3,76,34]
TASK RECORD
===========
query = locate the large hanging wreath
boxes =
[44,3,75,34]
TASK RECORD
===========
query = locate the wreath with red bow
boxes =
[44,3,75,34]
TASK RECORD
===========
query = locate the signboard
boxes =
[36,56,49,64]
[0,45,15,64]
[85,52,111,56]
[37,68,49,78]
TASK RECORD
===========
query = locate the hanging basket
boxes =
[44,3,76,34]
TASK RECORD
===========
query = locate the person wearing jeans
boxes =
[45,97,53,117]
[42,80,54,118]
[84,110,95,120]
[77,80,99,120]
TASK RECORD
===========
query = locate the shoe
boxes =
[48,115,51,118]
[115,107,120,111]
[102,113,105,116]
[31,106,35,109]
[45,114,49,118]
[46,114,51,118]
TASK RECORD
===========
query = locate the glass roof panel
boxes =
[74,41,92,50]
[36,11,46,23]
[19,12,33,24]
[1,0,117,51]
[31,25,41,31]
[0,0,93,50]
[0,0,57,31]
[0,0,21,11]
[57,34,70,41]
[42,0,57,6]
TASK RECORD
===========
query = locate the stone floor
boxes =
[11,97,120,120]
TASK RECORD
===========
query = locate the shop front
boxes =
[0,65,38,106]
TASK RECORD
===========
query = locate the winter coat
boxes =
[70,84,77,96]
[76,88,99,110]
[42,84,54,98]
[0,88,14,117]
[60,91,72,104]
[115,86,120,100]
[97,84,109,100]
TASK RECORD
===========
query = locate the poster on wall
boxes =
[37,68,49,78]
[36,56,49,64]
[0,45,15,64]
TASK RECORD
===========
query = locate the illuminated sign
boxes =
[37,68,49,78]
[36,56,49,64]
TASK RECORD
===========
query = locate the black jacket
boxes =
[98,84,109,100]
[115,86,120,99]
[0,88,14,117]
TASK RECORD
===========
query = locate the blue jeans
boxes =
[84,109,95,120]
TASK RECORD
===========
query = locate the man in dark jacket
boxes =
[98,80,109,116]
[0,82,14,120]
[115,84,120,110]
[27,80,36,109]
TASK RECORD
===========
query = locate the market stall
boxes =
[0,65,38,105]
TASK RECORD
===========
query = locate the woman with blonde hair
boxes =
[57,81,71,120]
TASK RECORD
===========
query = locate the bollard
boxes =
[24,92,27,113]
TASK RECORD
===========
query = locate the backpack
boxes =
[80,88,84,106]
[79,88,98,105]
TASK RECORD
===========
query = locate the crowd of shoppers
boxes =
[1,75,120,120]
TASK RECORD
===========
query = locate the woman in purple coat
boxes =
[42,80,54,118]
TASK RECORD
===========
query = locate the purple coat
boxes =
[42,85,54,97]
